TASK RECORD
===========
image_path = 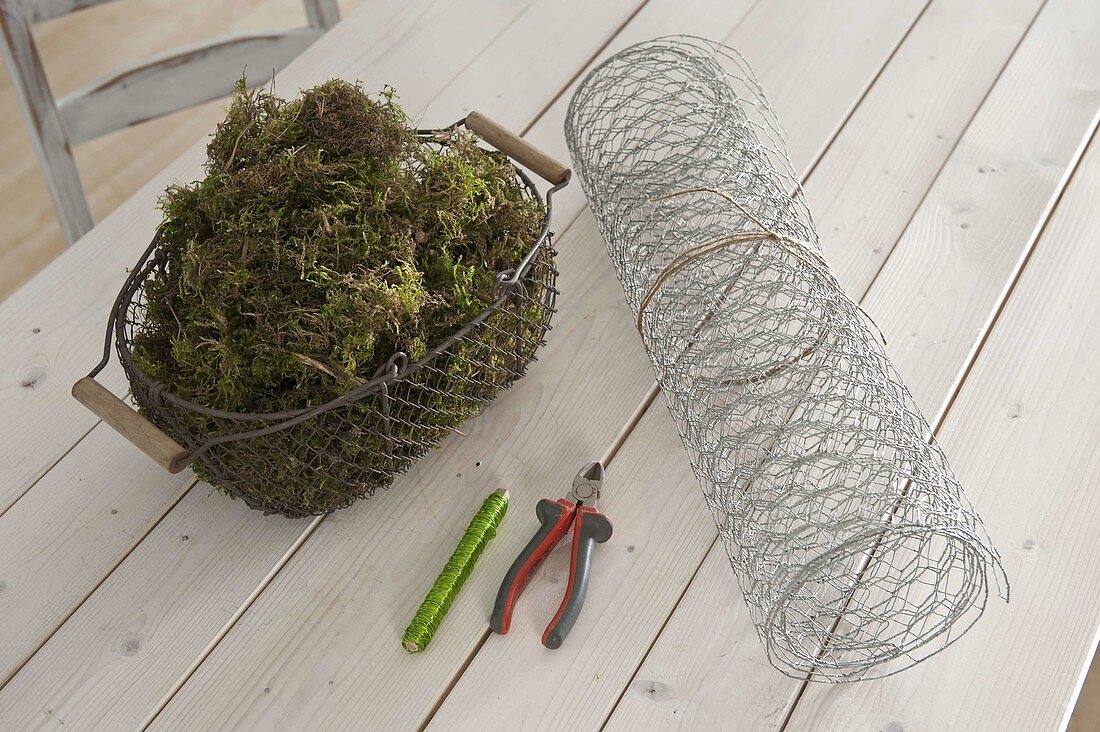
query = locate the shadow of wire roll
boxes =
[564,35,1008,681]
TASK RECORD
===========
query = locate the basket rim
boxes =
[101,126,562,426]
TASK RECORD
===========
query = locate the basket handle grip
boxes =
[72,376,190,473]
[465,111,571,185]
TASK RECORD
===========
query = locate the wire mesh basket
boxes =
[74,112,571,518]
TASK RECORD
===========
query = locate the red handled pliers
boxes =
[489,461,613,648]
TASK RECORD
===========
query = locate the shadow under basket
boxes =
[73,111,571,518]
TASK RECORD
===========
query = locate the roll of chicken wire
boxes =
[564,35,1008,681]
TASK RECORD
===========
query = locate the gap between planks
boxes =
[832,0,1048,300]
[519,0,660,138]
[0,418,97,523]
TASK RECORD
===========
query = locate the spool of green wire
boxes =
[402,488,509,653]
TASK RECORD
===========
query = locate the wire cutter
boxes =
[490,461,613,648]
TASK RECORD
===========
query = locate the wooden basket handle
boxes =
[72,376,190,473]
[465,111,571,185]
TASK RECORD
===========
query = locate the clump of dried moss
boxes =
[130,79,547,514]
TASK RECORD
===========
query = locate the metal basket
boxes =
[74,112,571,518]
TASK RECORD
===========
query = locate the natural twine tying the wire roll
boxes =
[565,35,1007,681]
[637,187,889,348]
[402,489,509,653]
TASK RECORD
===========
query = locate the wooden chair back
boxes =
[0,0,340,244]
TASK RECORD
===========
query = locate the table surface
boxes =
[2,0,1099,729]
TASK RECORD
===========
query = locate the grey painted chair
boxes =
[0,0,340,245]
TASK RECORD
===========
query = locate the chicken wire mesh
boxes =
[90,128,561,519]
[565,36,1008,681]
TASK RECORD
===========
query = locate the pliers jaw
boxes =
[570,461,603,505]
[489,462,613,648]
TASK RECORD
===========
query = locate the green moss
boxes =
[130,78,549,515]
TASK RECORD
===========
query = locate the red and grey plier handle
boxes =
[490,461,613,648]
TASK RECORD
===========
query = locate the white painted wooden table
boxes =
[2,1,1099,729]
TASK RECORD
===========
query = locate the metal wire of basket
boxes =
[75,113,571,518]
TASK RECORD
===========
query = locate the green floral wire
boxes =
[402,490,509,653]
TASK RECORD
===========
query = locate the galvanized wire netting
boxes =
[565,36,1008,680]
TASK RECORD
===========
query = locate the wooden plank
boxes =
[607,551,777,730]
[604,0,1100,727]
[58,28,324,145]
[0,487,305,731]
[0,426,195,687]
[144,1,932,729]
[787,119,1100,732]
[0,0,655,726]
[857,0,1100,412]
[0,0,93,244]
[0,0,537,514]
[807,0,1044,299]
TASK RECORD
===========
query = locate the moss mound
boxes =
[129,79,547,514]
[133,79,543,413]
